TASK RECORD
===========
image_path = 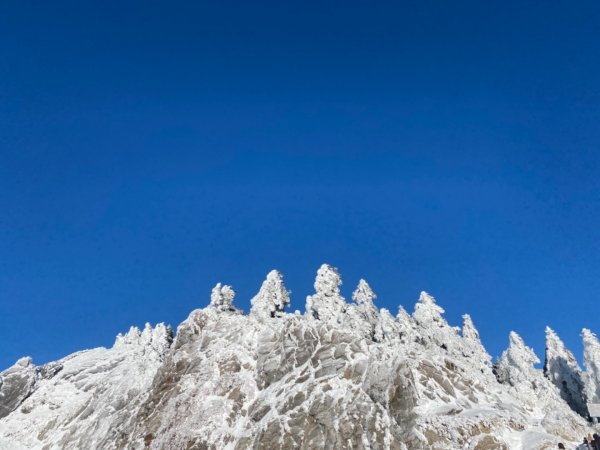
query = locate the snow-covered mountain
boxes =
[1,264,599,449]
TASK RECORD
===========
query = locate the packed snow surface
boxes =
[1,264,599,449]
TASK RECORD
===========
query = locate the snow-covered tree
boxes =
[352,279,376,306]
[495,331,540,388]
[396,305,415,343]
[305,264,346,323]
[250,270,290,319]
[543,326,587,416]
[114,323,173,361]
[412,291,459,350]
[461,314,492,370]
[582,328,600,403]
[374,308,399,342]
[461,314,480,341]
[345,278,380,340]
[210,283,237,312]
[412,291,445,326]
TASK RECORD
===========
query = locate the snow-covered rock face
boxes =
[1,264,599,450]
[0,323,172,450]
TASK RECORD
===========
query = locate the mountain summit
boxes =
[1,265,598,449]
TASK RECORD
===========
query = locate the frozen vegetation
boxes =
[1,264,599,449]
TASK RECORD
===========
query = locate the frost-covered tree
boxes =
[461,314,480,341]
[210,283,238,312]
[495,330,590,423]
[250,270,290,319]
[543,327,587,416]
[412,291,445,326]
[412,291,459,350]
[461,314,492,370]
[396,305,415,343]
[495,331,540,389]
[345,278,380,340]
[352,279,376,306]
[305,264,346,323]
[114,323,173,360]
[374,308,399,342]
[352,279,378,322]
[583,328,600,403]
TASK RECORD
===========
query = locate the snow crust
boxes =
[1,265,599,449]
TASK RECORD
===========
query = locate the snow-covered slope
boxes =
[1,264,598,449]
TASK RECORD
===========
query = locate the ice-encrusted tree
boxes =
[543,326,587,416]
[461,314,492,370]
[412,291,444,326]
[582,328,600,403]
[352,279,379,323]
[375,308,399,342]
[396,305,415,343]
[114,323,173,360]
[305,264,346,323]
[412,291,459,350]
[495,331,540,388]
[250,270,290,319]
[345,278,380,339]
[210,283,238,312]
[352,279,376,306]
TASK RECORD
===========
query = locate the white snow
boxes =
[1,264,599,449]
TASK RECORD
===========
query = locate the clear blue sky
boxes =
[1,1,599,370]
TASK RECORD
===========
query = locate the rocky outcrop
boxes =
[0,264,598,449]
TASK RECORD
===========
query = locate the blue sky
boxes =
[1,1,599,369]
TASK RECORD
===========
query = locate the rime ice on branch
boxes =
[250,270,290,319]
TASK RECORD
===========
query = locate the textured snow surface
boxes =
[1,264,599,449]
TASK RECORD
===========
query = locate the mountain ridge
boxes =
[1,264,599,449]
